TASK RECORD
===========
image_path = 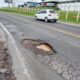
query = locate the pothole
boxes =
[21,39,57,56]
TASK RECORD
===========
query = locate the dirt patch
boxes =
[22,39,57,56]
[0,48,16,80]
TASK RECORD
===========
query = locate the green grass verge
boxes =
[0,7,80,24]
[59,11,80,24]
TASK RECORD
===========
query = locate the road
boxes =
[0,12,80,80]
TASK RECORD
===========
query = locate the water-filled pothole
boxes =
[21,39,57,56]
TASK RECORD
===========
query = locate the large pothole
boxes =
[21,39,57,56]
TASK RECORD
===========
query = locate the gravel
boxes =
[0,29,16,80]
[0,49,16,80]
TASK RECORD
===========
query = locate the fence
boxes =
[58,2,80,23]
[59,11,80,23]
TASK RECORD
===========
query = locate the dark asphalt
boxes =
[0,12,80,80]
[0,12,80,64]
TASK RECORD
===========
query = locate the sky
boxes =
[0,0,29,7]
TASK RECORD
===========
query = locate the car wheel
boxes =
[45,17,48,22]
[35,16,38,20]
[53,19,57,23]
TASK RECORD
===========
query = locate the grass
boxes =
[59,11,80,24]
[0,7,55,16]
[0,7,80,24]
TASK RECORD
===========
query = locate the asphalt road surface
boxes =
[0,12,80,80]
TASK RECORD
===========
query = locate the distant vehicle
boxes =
[25,2,41,7]
[35,9,59,22]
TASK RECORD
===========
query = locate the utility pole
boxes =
[12,0,15,7]
[65,0,69,21]
[8,0,11,7]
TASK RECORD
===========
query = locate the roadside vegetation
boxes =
[59,11,80,24]
[0,7,80,24]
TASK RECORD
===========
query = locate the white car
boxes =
[35,9,59,22]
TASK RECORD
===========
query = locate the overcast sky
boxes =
[0,0,28,7]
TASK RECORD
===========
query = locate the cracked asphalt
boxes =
[0,12,80,80]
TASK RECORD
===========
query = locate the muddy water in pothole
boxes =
[22,39,57,56]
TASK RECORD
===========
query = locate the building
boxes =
[41,1,57,7]
[58,0,80,11]
[24,2,41,7]
[41,0,74,7]
[42,0,80,11]
[17,0,80,11]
